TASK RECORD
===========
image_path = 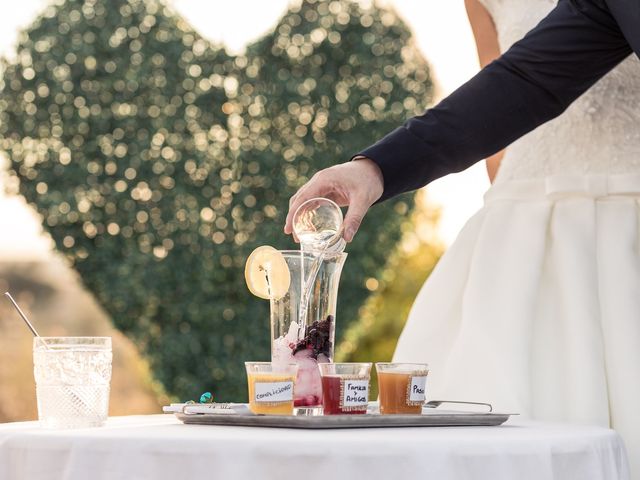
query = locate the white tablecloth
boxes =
[0,415,630,480]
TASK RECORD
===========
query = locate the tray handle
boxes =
[425,400,493,412]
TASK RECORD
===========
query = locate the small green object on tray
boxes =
[199,392,214,404]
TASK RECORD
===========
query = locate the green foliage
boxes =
[336,193,444,396]
[0,0,432,400]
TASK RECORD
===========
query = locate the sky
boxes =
[0,0,489,259]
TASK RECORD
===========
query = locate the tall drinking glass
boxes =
[33,337,112,428]
[271,251,347,410]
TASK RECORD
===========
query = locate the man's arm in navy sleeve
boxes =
[358,0,633,202]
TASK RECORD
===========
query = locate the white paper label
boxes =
[409,375,427,402]
[342,379,369,408]
[254,381,294,403]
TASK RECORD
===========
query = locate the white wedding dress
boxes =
[393,0,640,476]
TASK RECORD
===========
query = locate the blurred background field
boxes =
[0,0,483,421]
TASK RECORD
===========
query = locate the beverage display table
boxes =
[0,414,629,480]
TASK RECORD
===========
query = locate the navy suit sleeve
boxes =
[358,0,633,202]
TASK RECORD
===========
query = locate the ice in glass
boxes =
[270,251,346,408]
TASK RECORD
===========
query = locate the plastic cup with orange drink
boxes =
[245,362,298,415]
[376,363,429,414]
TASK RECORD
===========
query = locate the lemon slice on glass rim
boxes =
[244,246,291,300]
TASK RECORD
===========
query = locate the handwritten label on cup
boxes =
[409,375,427,403]
[254,381,294,403]
[342,379,369,409]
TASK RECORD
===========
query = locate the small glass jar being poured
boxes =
[292,198,347,256]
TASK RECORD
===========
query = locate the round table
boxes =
[0,415,629,480]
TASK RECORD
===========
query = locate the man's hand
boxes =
[284,157,384,242]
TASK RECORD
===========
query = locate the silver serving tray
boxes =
[175,401,513,429]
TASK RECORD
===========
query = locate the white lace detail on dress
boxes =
[478,0,640,181]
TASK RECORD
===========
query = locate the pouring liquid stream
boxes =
[297,229,340,333]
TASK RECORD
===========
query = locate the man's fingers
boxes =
[343,195,370,242]
[284,160,383,241]
[284,195,298,234]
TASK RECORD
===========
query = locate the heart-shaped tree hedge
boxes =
[0,0,432,400]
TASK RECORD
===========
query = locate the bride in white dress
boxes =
[393,0,640,475]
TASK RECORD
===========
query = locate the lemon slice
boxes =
[245,246,291,300]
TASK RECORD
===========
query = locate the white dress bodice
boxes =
[479,0,640,182]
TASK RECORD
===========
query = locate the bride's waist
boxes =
[495,134,640,183]
[486,173,640,203]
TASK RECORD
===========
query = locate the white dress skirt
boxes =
[394,174,640,425]
[393,1,640,477]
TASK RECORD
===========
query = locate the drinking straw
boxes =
[4,292,45,340]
